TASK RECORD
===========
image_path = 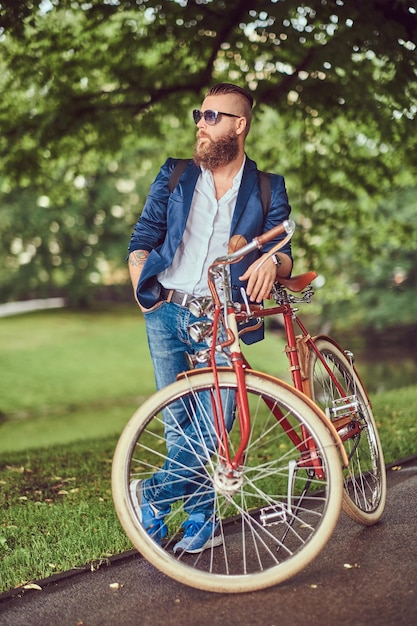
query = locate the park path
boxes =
[1,457,416,626]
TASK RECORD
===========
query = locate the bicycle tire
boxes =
[307,337,386,525]
[112,370,342,593]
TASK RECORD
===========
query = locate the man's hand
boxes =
[239,254,277,303]
[239,252,292,303]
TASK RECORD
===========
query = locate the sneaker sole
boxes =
[175,533,223,554]
[129,479,143,523]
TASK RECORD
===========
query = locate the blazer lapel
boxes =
[171,161,201,236]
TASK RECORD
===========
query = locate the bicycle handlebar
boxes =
[213,219,296,266]
[254,218,295,249]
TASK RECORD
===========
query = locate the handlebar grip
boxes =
[254,219,295,248]
[214,219,296,267]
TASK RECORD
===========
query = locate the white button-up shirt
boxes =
[158,158,245,296]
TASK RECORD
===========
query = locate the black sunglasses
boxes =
[192,109,241,125]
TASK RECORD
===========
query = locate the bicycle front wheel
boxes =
[112,370,342,593]
[307,337,386,525]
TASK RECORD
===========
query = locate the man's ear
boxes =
[236,116,247,136]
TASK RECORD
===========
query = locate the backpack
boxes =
[168,158,271,219]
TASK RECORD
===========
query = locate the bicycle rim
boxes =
[112,370,342,593]
[308,338,386,525]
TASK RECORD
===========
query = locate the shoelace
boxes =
[148,517,168,540]
[182,519,209,537]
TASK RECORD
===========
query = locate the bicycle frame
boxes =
[236,296,371,450]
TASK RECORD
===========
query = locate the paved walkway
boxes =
[1,458,416,626]
[0,298,65,318]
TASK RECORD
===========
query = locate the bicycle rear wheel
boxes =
[307,337,386,525]
[112,370,342,593]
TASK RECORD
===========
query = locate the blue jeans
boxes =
[142,301,234,516]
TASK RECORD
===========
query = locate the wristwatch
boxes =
[271,254,281,267]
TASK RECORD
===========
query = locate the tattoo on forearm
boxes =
[129,251,149,267]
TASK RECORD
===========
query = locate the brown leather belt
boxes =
[160,287,209,307]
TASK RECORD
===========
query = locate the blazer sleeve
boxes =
[127,158,176,254]
[261,173,292,261]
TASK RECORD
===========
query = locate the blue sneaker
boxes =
[173,513,222,554]
[129,479,169,544]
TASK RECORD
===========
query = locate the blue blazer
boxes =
[128,156,292,344]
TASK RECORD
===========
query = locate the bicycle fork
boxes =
[212,304,251,471]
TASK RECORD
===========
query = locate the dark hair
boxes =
[206,83,253,135]
[206,83,254,109]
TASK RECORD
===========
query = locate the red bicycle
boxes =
[112,220,384,593]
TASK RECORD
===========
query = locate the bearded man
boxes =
[126,83,293,553]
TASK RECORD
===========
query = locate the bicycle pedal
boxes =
[260,504,287,527]
[327,395,360,420]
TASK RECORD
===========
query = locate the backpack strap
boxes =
[168,159,191,193]
[168,159,271,218]
[258,171,271,219]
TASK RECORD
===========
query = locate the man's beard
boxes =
[193,131,239,170]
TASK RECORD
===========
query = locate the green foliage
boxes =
[315,186,417,329]
[0,0,414,165]
[0,0,416,326]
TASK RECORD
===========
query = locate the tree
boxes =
[1,1,416,171]
[0,0,416,316]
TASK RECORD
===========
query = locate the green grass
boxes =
[371,386,417,461]
[0,437,131,591]
[0,306,154,417]
[0,307,289,453]
[0,307,416,593]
